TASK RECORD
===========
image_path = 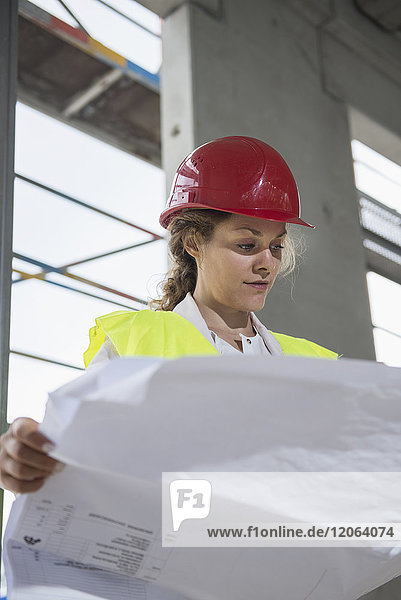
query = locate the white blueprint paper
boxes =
[4,355,401,600]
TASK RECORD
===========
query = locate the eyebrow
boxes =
[234,227,287,237]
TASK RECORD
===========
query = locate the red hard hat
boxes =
[159,136,314,229]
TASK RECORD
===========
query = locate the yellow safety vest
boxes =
[84,310,338,368]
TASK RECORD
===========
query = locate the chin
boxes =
[251,293,269,311]
[252,300,267,312]
[240,296,267,313]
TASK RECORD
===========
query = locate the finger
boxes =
[10,418,55,453]
[1,455,54,482]
[5,437,62,473]
[0,471,46,494]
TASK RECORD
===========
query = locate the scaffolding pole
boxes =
[0,0,18,561]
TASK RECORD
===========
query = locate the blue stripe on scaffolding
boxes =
[127,60,160,90]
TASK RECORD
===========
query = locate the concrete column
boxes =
[161,2,196,176]
[161,0,377,359]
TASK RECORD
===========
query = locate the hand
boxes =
[0,418,64,493]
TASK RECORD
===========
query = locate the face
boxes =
[190,213,287,313]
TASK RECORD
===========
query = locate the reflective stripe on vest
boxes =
[83,310,338,368]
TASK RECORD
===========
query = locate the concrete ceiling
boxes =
[135,0,220,18]
[137,0,401,30]
[354,0,401,31]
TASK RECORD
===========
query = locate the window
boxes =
[351,138,401,367]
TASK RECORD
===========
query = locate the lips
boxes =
[245,281,269,289]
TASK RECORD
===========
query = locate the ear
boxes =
[183,231,201,260]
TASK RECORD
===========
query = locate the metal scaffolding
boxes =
[18,0,161,164]
[0,0,164,569]
[0,0,18,563]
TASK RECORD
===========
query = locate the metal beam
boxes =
[0,0,18,566]
[56,0,90,34]
[62,68,123,118]
[10,350,84,371]
[15,173,163,239]
[17,88,162,167]
[96,0,161,37]
[12,268,139,311]
[12,254,149,305]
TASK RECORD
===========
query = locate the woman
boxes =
[0,135,337,495]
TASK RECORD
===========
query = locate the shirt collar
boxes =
[173,292,282,356]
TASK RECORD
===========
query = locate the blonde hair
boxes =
[150,209,297,311]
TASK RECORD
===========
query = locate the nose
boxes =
[253,248,276,274]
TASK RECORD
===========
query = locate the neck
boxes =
[192,290,253,334]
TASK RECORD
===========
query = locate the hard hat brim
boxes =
[159,204,315,229]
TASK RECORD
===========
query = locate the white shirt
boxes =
[209,327,269,356]
[89,292,282,367]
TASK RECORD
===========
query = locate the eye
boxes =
[237,244,255,251]
[270,244,284,252]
